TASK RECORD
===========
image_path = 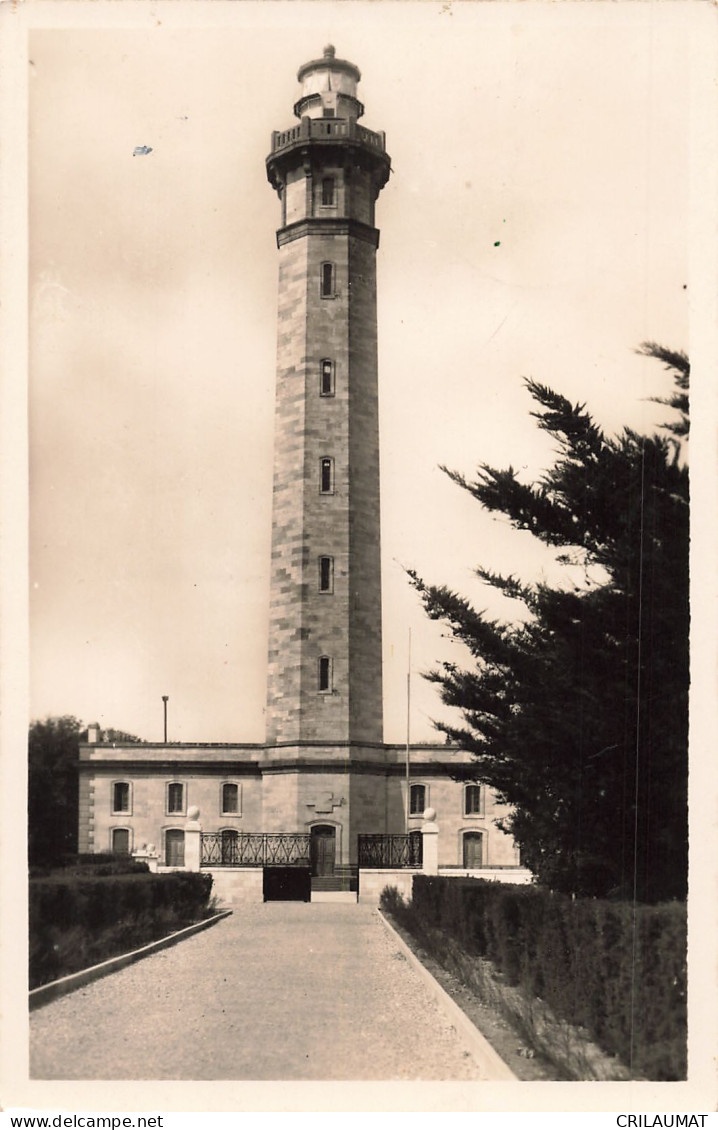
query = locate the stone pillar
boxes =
[185,806,202,872]
[421,807,439,875]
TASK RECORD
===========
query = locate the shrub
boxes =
[30,854,150,879]
[29,871,213,988]
[379,885,407,914]
[410,876,686,1080]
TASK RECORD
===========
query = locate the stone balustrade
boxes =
[270,118,386,154]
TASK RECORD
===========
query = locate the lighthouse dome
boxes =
[294,45,364,120]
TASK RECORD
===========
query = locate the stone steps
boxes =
[311,873,357,892]
[310,889,358,904]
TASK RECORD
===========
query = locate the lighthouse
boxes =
[265,46,391,751]
[77,48,524,888]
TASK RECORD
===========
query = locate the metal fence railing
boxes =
[357,832,422,869]
[201,832,311,868]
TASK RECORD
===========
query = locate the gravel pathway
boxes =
[31,903,484,1080]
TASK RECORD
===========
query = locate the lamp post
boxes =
[162,696,168,743]
[405,629,411,834]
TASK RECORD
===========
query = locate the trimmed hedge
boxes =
[409,876,686,1080]
[30,871,213,988]
[30,855,151,880]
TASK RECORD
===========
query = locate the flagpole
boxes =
[405,628,411,833]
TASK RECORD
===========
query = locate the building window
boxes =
[409,783,427,816]
[320,457,334,494]
[166,782,185,815]
[318,655,333,693]
[320,358,335,397]
[221,782,240,815]
[463,831,484,869]
[165,829,185,867]
[221,829,239,864]
[112,781,131,814]
[321,177,336,206]
[464,784,482,816]
[322,108,335,119]
[111,827,130,855]
[320,262,335,298]
[318,555,334,593]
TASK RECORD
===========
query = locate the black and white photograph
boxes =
[1,0,716,1116]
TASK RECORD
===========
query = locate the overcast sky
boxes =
[28,2,692,744]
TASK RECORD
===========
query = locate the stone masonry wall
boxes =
[403,774,520,868]
[207,868,263,904]
[265,152,384,746]
[347,232,383,743]
[81,754,520,869]
[299,230,352,741]
[86,768,263,861]
[265,233,309,743]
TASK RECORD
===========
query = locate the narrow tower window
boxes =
[318,655,333,693]
[318,556,334,593]
[320,262,335,298]
[321,177,336,206]
[320,457,334,494]
[320,358,335,397]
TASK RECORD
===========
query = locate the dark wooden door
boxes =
[165,829,185,866]
[112,828,129,855]
[463,831,483,869]
[221,829,239,864]
[310,825,336,876]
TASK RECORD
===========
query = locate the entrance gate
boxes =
[262,866,311,902]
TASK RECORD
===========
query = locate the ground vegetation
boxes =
[30,864,214,988]
[381,877,686,1081]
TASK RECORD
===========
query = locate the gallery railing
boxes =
[201,832,311,868]
[270,119,386,154]
[357,832,423,869]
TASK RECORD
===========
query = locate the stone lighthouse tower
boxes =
[265,46,391,756]
[75,47,524,883]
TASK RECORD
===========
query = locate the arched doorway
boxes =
[310,825,336,877]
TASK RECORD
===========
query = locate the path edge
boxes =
[29,909,233,1011]
[377,908,517,1081]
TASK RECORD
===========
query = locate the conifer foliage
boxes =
[28,716,143,867]
[410,345,688,901]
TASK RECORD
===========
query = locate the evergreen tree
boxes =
[28,716,144,866]
[28,715,84,866]
[411,344,688,901]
